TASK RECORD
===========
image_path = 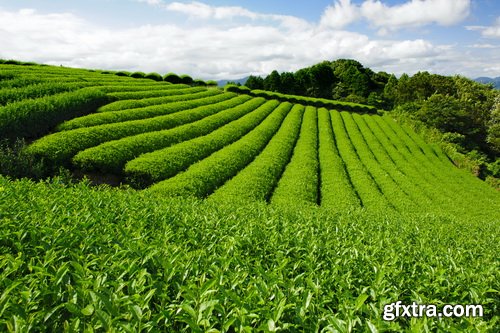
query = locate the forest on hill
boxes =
[244,59,500,184]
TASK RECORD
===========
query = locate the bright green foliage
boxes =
[330,111,392,211]
[0,87,111,140]
[317,108,361,211]
[107,86,195,100]
[97,88,217,112]
[149,102,293,197]
[124,98,276,185]
[73,96,263,176]
[269,106,319,206]
[25,94,246,166]
[210,104,304,202]
[0,81,93,106]
[57,92,237,130]
[341,112,416,212]
[0,176,499,332]
[1,62,500,332]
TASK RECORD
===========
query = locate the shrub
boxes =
[193,79,206,86]
[149,102,293,197]
[206,80,218,87]
[0,139,47,179]
[124,98,273,185]
[58,92,236,130]
[145,72,163,81]
[164,73,182,84]
[130,72,146,79]
[210,104,304,203]
[25,94,243,167]
[180,75,194,85]
[0,88,111,141]
[114,71,131,77]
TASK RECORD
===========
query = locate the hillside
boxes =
[1,62,499,331]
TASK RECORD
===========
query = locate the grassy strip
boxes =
[149,102,293,197]
[330,111,391,211]
[210,104,304,203]
[57,92,237,131]
[73,96,264,176]
[316,108,361,212]
[123,99,277,186]
[25,95,249,167]
[0,88,111,141]
[97,89,216,112]
[271,106,319,206]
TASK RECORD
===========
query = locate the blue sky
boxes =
[0,0,499,79]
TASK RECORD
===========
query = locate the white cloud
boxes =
[320,0,360,29]
[165,1,258,20]
[482,17,500,38]
[466,17,500,38]
[469,43,497,49]
[316,0,471,32]
[360,0,470,32]
[0,6,496,79]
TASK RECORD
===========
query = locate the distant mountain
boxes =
[217,77,249,87]
[474,77,500,89]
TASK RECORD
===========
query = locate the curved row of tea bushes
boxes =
[341,111,414,212]
[98,84,187,95]
[106,87,196,100]
[25,95,250,167]
[73,96,264,176]
[0,87,111,140]
[270,106,319,206]
[124,99,279,186]
[0,81,95,106]
[316,108,361,212]
[210,104,304,203]
[360,115,446,209]
[149,102,293,197]
[346,113,420,212]
[97,89,218,112]
[57,93,237,131]
[225,85,377,114]
[377,116,500,214]
[330,111,391,211]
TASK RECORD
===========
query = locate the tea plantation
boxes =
[0,63,499,332]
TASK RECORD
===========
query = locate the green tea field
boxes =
[0,63,499,332]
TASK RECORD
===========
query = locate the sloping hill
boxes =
[0,63,498,219]
[1,62,499,332]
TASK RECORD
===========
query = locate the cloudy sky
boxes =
[0,0,499,79]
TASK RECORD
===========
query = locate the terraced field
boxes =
[1,63,499,331]
[2,63,495,219]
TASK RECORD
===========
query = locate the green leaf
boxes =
[354,294,369,311]
[81,304,94,316]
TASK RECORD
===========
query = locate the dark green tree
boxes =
[264,70,282,92]
[245,75,264,90]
